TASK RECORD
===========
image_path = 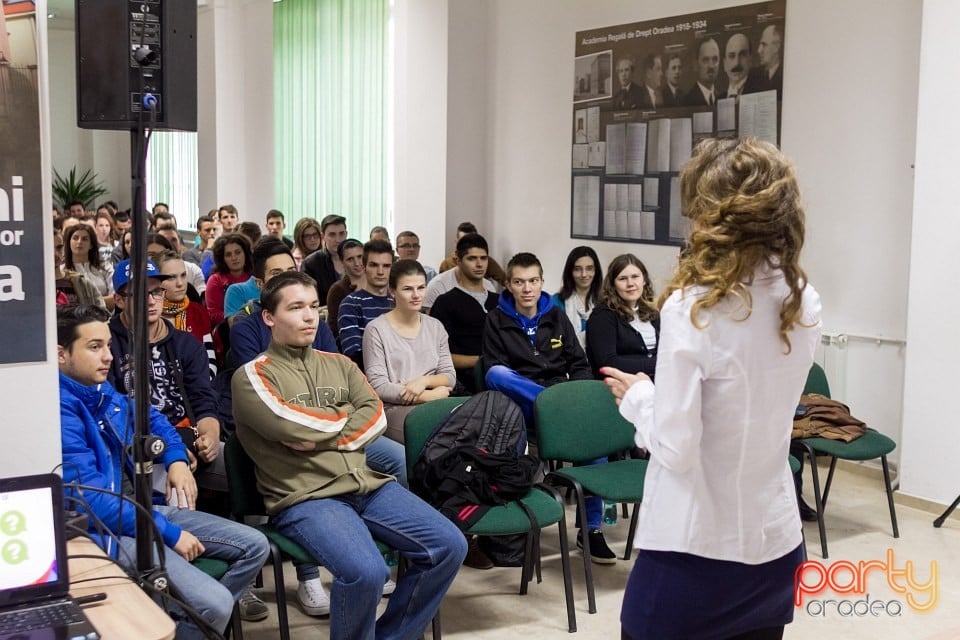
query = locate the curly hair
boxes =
[212,233,253,276]
[599,254,658,323]
[661,137,808,352]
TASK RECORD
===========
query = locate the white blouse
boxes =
[619,267,821,564]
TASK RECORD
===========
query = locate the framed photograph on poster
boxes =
[570,0,786,245]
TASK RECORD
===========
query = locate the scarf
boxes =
[163,298,190,332]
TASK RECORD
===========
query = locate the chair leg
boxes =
[803,443,829,559]
[570,484,597,614]
[880,455,900,538]
[269,543,291,640]
[821,456,839,507]
[229,601,244,640]
[431,609,442,639]
[623,503,640,561]
[519,531,534,595]
[934,493,960,528]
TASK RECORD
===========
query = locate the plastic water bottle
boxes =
[603,500,618,525]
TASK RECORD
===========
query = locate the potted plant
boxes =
[52,167,107,209]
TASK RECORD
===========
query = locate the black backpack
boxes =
[411,391,540,530]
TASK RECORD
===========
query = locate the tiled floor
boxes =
[241,467,960,639]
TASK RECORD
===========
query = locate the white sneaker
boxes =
[297,578,331,616]
[382,578,396,596]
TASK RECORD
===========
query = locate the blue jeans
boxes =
[485,364,603,529]
[118,506,269,640]
[274,481,467,640]
[295,436,408,582]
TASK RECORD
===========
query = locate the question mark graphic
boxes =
[0,511,26,536]
[2,539,28,565]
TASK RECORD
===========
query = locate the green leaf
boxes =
[52,166,108,209]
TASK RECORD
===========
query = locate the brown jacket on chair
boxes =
[792,394,867,442]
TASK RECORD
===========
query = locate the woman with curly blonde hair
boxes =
[604,138,822,640]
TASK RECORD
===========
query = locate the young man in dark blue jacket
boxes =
[57,304,269,639]
[481,252,615,563]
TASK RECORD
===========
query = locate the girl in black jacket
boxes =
[586,254,660,379]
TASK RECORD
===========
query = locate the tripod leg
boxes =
[934,493,960,528]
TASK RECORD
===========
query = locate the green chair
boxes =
[224,435,313,640]
[404,397,577,633]
[534,380,647,615]
[797,363,899,558]
[190,557,243,639]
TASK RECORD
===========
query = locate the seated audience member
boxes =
[395,230,437,282]
[224,238,288,323]
[292,217,324,269]
[302,214,348,303]
[428,233,498,392]
[551,246,603,352]
[155,250,217,377]
[205,233,253,327]
[423,232,498,312]
[183,214,217,267]
[237,221,263,249]
[482,252,615,563]
[438,221,508,286]
[57,304,269,638]
[94,207,118,265]
[108,259,222,487]
[218,204,240,233]
[54,231,105,308]
[232,271,467,640]
[228,257,400,616]
[363,260,456,443]
[155,220,207,296]
[325,238,366,341]
[586,253,659,379]
[266,209,295,249]
[64,223,115,310]
[369,225,391,244]
[337,239,395,368]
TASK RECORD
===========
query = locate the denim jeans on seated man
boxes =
[117,505,269,640]
[274,482,466,640]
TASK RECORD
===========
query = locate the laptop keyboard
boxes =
[0,599,94,635]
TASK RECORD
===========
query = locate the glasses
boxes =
[397,243,420,250]
[123,289,165,300]
[302,232,320,240]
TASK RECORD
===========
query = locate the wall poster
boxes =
[0,1,46,363]
[571,1,786,245]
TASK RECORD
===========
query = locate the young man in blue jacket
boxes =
[481,252,615,563]
[57,304,269,639]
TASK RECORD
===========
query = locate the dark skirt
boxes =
[620,544,804,640]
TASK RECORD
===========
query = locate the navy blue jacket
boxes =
[482,291,592,386]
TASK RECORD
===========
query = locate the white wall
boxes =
[392,0,449,269]
[464,0,920,469]
[196,0,274,225]
[900,0,960,505]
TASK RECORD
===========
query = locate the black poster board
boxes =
[570,1,786,245]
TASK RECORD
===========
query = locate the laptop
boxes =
[0,473,100,640]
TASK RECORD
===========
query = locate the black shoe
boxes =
[463,536,494,570]
[798,499,819,522]
[577,529,617,564]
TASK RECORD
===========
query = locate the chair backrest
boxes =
[223,434,268,517]
[403,397,470,479]
[534,379,636,463]
[804,362,831,398]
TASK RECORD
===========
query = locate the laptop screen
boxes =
[0,474,68,608]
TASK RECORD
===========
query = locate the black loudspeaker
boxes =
[75,0,197,131]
